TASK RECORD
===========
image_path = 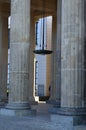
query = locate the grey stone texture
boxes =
[50,15,58,103]
[55,0,61,106]
[0,15,8,102]
[8,0,31,106]
[2,0,34,115]
[61,0,85,108]
[0,103,85,130]
[28,12,37,104]
[84,0,86,107]
[49,0,86,125]
[49,0,61,106]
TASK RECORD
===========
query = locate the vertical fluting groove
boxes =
[69,0,71,107]
[81,0,84,107]
[74,0,77,107]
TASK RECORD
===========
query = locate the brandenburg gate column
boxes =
[0,11,9,105]
[48,0,61,107]
[28,13,37,105]
[51,0,86,125]
[49,15,57,104]
[0,0,36,116]
[61,0,85,113]
[54,0,61,107]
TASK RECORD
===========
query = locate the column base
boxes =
[46,100,60,107]
[0,103,36,116]
[49,107,86,125]
[0,98,8,107]
[6,103,31,109]
[29,96,38,105]
[29,101,38,105]
[0,102,6,107]
[49,107,86,116]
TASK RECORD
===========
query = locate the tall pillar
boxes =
[28,13,37,105]
[48,0,61,107]
[0,0,36,116]
[48,15,57,103]
[84,0,86,108]
[0,14,8,105]
[51,0,86,125]
[55,0,61,107]
[46,17,52,97]
[61,0,85,112]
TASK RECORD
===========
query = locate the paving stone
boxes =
[0,103,85,130]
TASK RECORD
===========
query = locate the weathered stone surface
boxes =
[8,0,31,105]
[1,0,35,115]
[0,15,8,102]
[28,12,37,104]
[49,0,86,125]
[61,0,85,108]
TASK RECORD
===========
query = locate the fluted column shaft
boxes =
[28,13,36,104]
[0,15,8,102]
[7,0,31,108]
[61,0,84,108]
[49,0,61,107]
[50,15,57,101]
[55,0,61,106]
[84,1,86,107]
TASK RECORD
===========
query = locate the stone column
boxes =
[50,0,86,125]
[48,15,57,104]
[55,0,61,107]
[48,0,61,107]
[54,0,86,124]
[84,0,86,108]
[0,14,8,105]
[46,17,52,97]
[28,13,37,105]
[60,0,85,112]
[0,0,36,116]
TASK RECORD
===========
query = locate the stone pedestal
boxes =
[51,114,86,127]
